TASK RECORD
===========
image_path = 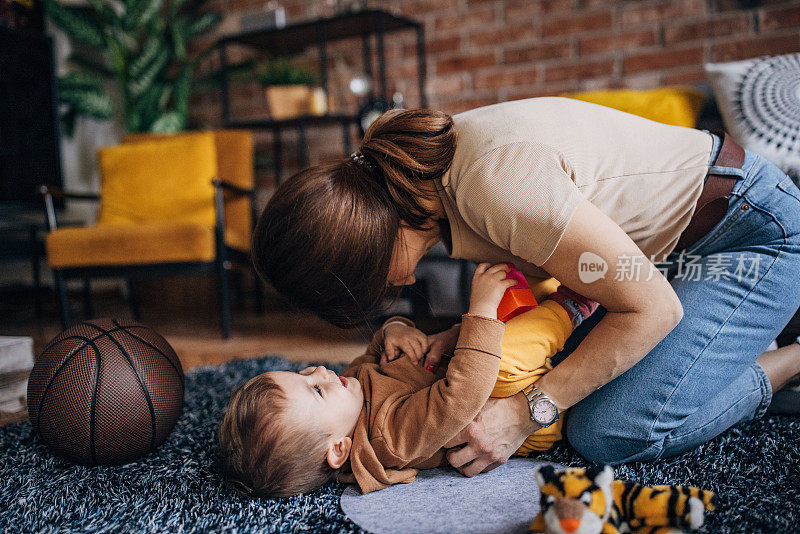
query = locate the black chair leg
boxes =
[31,226,43,319]
[54,270,71,329]
[252,265,265,315]
[127,278,141,321]
[82,277,93,318]
[233,269,245,312]
[217,260,232,339]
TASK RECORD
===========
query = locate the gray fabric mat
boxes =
[340,458,561,534]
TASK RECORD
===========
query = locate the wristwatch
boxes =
[522,383,559,428]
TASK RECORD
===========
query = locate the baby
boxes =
[218,263,597,497]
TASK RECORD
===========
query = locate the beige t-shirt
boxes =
[435,97,714,278]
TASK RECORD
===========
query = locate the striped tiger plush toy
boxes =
[531,465,715,534]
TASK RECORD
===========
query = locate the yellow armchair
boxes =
[41,130,257,338]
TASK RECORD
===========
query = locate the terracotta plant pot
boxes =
[265,85,311,120]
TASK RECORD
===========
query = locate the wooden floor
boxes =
[1,275,380,369]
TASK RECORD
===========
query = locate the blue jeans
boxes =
[553,134,800,464]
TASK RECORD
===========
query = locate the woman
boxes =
[253,99,800,473]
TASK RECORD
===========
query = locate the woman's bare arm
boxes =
[445,198,683,476]
[536,197,683,409]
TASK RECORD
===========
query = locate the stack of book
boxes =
[0,336,34,426]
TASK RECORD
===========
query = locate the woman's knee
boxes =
[565,403,662,464]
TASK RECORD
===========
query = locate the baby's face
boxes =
[270,366,363,439]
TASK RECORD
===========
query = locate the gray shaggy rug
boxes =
[0,355,797,533]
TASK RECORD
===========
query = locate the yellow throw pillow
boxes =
[560,86,707,127]
[97,131,218,227]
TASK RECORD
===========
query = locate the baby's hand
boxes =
[468,263,517,320]
[382,323,428,366]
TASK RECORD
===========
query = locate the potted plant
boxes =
[257,58,318,120]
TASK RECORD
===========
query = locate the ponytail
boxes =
[360,108,456,230]
[252,108,456,328]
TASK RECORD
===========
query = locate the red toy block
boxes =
[497,263,538,322]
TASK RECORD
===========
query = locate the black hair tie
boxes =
[350,151,379,177]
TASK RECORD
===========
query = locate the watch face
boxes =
[533,399,556,424]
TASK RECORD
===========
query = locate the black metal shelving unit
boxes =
[217,8,427,183]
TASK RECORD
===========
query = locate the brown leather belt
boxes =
[674,131,745,252]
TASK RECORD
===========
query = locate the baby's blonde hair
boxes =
[217,373,336,498]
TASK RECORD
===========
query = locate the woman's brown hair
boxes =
[252,108,456,328]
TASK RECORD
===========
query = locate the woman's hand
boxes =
[422,324,461,371]
[381,323,428,366]
[444,392,541,477]
[469,263,517,319]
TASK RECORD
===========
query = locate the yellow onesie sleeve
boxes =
[491,299,573,454]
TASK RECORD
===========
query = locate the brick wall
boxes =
[192,0,800,189]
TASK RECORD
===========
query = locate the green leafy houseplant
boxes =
[256,58,317,87]
[46,0,220,136]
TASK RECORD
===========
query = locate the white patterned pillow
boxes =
[705,53,800,186]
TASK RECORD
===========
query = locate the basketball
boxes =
[27,318,184,466]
